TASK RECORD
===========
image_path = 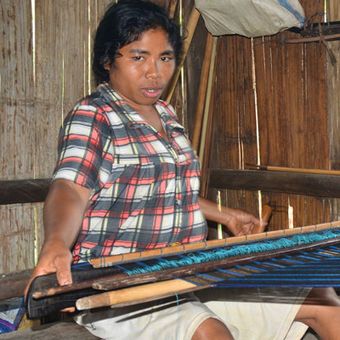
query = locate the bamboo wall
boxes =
[208,0,340,231]
[0,0,112,274]
[1,0,339,274]
[0,0,174,275]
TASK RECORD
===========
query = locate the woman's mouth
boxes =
[141,88,163,98]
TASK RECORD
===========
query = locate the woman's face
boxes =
[107,28,176,111]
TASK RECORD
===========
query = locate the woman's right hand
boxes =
[24,240,73,299]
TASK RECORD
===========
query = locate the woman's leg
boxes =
[295,288,340,340]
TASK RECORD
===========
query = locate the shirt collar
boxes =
[98,82,185,133]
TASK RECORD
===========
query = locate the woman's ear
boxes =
[104,63,111,72]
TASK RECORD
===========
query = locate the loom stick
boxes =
[30,222,340,299]
[76,279,205,311]
[26,227,340,318]
[92,235,340,291]
[252,204,272,234]
[91,204,273,269]
[30,229,339,300]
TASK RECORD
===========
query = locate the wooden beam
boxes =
[209,169,340,198]
[0,268,32,300]
[0,178,50,205]
[296,20,340,37]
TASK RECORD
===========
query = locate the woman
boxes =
[28,1,340,339]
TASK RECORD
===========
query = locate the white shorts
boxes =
[74,287,309,340]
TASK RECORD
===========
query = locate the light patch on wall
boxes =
[87,0,92,94]
[288,197,294,229]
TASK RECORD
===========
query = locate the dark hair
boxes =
[92,0,182,84]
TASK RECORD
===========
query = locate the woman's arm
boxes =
[28,179,90,289]
[198,197,266,236]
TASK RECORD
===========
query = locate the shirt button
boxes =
[175,199,182,206]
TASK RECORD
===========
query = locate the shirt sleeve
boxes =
[53,101,111,191]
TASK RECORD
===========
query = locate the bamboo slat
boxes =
[327,3,340,221]
[329,0,340,21]
[247,164,340,176]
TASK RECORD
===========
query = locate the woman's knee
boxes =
[192,317,234,340]
[295,288,340,326]
[307,288,340,307]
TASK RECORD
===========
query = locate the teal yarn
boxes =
[124,229,340,276]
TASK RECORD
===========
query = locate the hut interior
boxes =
[1,0,340,337]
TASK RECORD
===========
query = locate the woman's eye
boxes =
[161,56,173,62]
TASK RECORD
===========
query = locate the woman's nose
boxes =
[145,60,160,79]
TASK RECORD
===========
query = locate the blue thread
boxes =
[123,229,340,276]
[175,293,180,306]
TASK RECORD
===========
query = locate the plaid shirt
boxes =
[54,83,207,262]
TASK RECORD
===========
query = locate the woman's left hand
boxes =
[198,198,267,236]
[222,208,265,236]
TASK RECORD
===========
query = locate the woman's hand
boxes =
[222,208,265,236]
[198,197,267,236]
[25,240,73,298]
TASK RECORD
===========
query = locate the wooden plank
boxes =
[0,179,50,205]
[0,322,97,340]
[209,169,340,198]
[0,269,32,299]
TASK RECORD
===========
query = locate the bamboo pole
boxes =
[198,36,218,164]
[165,7,200,102]
[76,279,201,310]
[191,33,214,151]
[246,163,340,176]
[167,0,178,19]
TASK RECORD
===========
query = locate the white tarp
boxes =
[195,0,305,37]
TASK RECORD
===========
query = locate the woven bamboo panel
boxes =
[0,0,34,180]
[0,0,111,274]
[34,0,112,178]
[208,0,333,230]
[329,0,340,21]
